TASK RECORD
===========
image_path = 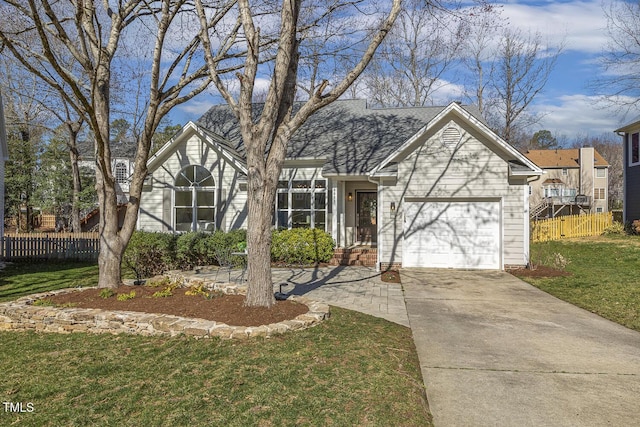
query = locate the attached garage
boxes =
[403,200,501,269]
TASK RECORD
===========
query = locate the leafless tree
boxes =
[488,28,563,146]
[363,0,467,107]
[196,0,403,307]
[0,0,219,288]
[594,0,640,114]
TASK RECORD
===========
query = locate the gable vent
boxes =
[441,126,461,148]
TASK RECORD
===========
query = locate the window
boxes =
[596,207,603,213]
[275,178,326,230]
[631,132,640,166]
[544,187,560,198]
[562,168,568,176]
[115,162,128,184]
[596,168,606,178]
[594,188,606,200]
[174,165,215,232]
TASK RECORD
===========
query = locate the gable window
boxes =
[562,168,568,176]
[594,188,606,200]
[631,132,640,166]
[115,162,128,184]
[174,165,215,232]
[596,168,606,178]
[275,178,326,230]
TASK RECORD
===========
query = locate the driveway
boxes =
[401,268,640,427]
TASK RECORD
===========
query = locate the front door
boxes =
[357,192,377,244]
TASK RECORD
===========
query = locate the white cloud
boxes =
[499,1,608,53]
[531,94,629,138]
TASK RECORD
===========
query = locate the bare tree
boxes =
[0,0,218,288]
[196,0,402,307]
[489,28,563,146]
[594,0,640,113]
[363,0,467,107]
[460,5,503,115]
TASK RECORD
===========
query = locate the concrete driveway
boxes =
[401,268,640,427]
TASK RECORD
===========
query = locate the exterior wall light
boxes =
[390,202,396,212]
[348,192,353,201]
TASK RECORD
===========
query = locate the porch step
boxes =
[330,248,377,267]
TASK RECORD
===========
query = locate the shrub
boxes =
[175,232,208,269]
[271,228,335,266]
[117,290,136,301]
[603,221,625,235]
[99,289,115,299]
[123,231,177,281]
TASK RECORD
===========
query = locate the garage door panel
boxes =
[403,201,500,269]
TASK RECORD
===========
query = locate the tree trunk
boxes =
[68,130,82,232]
[244,168,277,307]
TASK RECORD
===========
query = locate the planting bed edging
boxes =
[0,279,330,339]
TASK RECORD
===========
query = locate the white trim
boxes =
[524,185,530,266]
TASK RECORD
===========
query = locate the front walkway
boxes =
[271,266,409,327]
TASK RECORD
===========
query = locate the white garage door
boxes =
[403,201,501,269]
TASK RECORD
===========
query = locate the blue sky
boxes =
[167,0,634,141]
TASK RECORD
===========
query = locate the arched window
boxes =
[115,162,128,184]
[174,165,215,232]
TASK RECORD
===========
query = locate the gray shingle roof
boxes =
[196,99,486,175]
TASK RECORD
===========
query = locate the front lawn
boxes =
[521,235,640,332]
[0,262,431,426]
[0,261,99,302]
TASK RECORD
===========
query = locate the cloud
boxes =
[499,1,608,54]
[531,94,630,138]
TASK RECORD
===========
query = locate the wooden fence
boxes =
[2,233,100,261]
[531,212,614,243]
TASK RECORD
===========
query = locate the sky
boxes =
[167,0,635,142]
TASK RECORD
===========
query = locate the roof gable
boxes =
[524,149,609,168]
[371,102,542,177]
[147,122,247,175]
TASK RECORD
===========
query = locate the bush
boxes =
[123,231,177,281]
[175,232,209,269]
[271,228,335,266]
[603,221,625,235]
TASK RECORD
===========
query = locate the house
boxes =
[524,148,610,219]
[0,90,8,237]
[615,118,640,224]
[139,100,543,270]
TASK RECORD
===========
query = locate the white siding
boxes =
[379,119,528,268]
[139,134,246,232]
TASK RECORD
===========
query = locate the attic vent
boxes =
[441,126,461,150]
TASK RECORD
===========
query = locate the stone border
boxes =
[0,277,330,339]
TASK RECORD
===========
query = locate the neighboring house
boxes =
[78,138,135,205]
[615,118,640,224]
[0,90,8,238]
[139,100,542,270]
[525,148,610,218]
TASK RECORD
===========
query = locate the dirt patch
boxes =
[45,285,309,327]
[508,265,572,278]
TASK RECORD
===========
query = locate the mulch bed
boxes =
[508,265,572,278]
[45,285,309,327]
[380,270,401,283]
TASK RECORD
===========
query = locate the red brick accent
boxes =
[330,248,377,267]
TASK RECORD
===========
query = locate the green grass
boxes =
[0,261,99,302]
[0,262,431,426]
[525,235,640,332]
